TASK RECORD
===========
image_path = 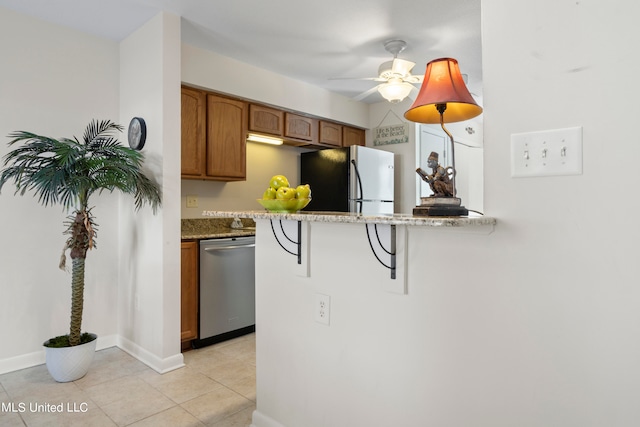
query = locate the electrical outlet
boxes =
[314,293,331,325]
[186,195,199,208]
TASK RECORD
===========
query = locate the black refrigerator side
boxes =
[300,148,350,212]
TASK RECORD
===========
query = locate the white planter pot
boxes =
[43,333,97,382]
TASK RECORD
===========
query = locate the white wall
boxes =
[252,1,640,426]
[117,12,183,372]
[477,1,640,423]
[0,8,182,375]
[0,8,120,372]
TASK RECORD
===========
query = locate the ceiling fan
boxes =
[334,40,424,103]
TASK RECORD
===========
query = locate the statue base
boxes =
[413,197,468,217]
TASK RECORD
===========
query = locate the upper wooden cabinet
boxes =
[181,87,206,176]
[181,86,247,181]
[249,104,283,136]
[342,126,365,147]
[319,121,342,147]
[206,94,247,180]
[284,113,317,143]
[182,86,368,166]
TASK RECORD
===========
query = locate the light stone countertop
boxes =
[201,210,496,229]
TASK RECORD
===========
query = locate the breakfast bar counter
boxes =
[200,209,498,427]
[202,210,496,229]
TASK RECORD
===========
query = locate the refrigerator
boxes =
[300,145,394,214]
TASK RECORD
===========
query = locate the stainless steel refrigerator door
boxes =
[349,145,395,204]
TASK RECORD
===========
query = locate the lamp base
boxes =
[413,197,468,217]
[413,205,469,216]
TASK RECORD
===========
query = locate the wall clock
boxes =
[127,117,146,150]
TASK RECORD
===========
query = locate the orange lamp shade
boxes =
[404,57,482,124]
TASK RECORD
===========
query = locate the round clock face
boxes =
[128,117,146,150]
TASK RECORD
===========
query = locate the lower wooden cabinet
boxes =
[181,240,198,344]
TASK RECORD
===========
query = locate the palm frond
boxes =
[0,119,162,213]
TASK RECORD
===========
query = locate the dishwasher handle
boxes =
[204,244,255,251]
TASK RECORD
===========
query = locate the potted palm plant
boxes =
[0,119,161,382]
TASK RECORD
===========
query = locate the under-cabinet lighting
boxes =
[247,133,284,145]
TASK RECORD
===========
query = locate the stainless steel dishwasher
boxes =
[194,236,256,348]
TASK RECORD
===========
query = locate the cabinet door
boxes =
[181,240,198,342]
[343,126,365,147]
[249,104,283,136]
[285,113,317,143]
[206,95,247,181]
[319,121,343,147]
[181,87,206,177]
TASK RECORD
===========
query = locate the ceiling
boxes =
[0,0,482,104]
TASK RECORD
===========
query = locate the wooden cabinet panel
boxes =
[181,87,206,176]
[342,126,365,147]
[319,120,343,147]
[285,113,317,143]
[249,104,283,136]
[206,95,247,180]
[181,240,198,342]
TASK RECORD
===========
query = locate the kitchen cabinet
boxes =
[284,113,317,144]
[181,240,198,345]
[181,86,247,181]
[206,94,247,180]
[182,85,367,158]
[181,87,206,176]
[319,120,342,147]
[343,126,365,147]
[249,104,284,136]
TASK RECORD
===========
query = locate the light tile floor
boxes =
[0,333,256,427]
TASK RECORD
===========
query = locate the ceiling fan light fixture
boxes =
[377,80,413,103]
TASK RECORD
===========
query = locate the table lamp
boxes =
[404,57,483,216]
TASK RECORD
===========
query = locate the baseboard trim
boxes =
[0,334,183,375]
[117,336,184,374]
[0,349,44,375]
[251,410,286,427]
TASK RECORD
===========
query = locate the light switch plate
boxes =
[511,126,582,178]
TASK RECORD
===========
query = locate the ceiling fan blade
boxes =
[351,85,381,102]
[404,74,424,84]
[391,58,415,76]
